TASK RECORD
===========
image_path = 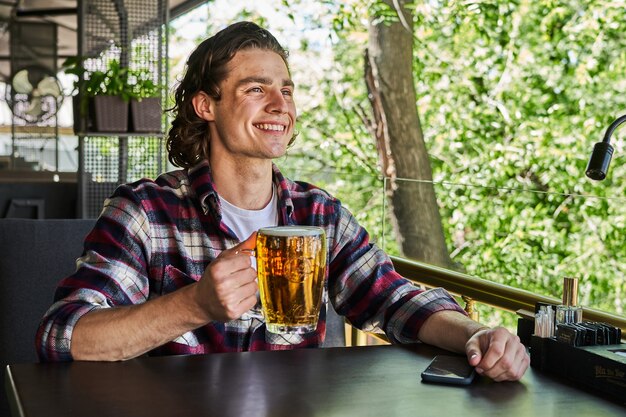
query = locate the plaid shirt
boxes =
[36,161,465,362]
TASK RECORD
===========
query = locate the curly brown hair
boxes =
[167,21,292,168]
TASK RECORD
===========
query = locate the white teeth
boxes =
[254,123,285,131]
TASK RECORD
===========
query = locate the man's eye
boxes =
[249,87,263,93]
[282,89,293,96]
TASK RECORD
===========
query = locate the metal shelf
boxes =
[76,0,168,219]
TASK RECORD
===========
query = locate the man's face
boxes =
[207,48,297,161]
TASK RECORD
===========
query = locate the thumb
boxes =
[466,338,482,367]
[233,231,257,253]
[466,326,490,367]
[220,232,257,258]
[467,348,481,367]
[232,232,258,270]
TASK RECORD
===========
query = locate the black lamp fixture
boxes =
[585,114,626,181]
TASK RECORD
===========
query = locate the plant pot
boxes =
[130,97,162,133]
[91,95,129,133]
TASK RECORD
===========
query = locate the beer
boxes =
[256,226,327,334]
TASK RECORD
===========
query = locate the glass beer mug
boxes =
[255,226,327,334]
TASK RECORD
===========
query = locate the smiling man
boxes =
[37,22,529,382]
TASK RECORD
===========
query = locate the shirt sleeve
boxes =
[36,188,153,362]
[327,205,467,344]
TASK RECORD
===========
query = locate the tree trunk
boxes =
[365,0,452,268]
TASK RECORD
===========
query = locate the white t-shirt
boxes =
[218,185,279,241]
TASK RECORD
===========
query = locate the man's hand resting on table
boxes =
[466,326,530,382]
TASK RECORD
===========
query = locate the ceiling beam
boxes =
[170,0,208,20]
[15,7,77,17]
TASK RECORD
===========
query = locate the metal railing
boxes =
[390,256,626,335]
[349,256,626,346]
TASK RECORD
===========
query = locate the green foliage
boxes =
[63,58,133,100]
[127,68,162,99]
[63,57,162,101]
[410,0,626,319]
[282,0,626,324]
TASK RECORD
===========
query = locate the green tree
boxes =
[409,0,626,319]
[365,0,454,268]
[283,0,626,323]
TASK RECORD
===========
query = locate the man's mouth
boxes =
[253,123,286,132]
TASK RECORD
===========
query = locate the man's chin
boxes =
[265,143,289,159]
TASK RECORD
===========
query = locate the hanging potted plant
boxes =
[89,60,131,133]
[65,57,131,133]
[128,68,163,133]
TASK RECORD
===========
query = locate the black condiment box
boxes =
[530,335,626,404]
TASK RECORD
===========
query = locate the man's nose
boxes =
[266,88,288,114]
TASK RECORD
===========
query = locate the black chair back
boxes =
[0,218,94,417]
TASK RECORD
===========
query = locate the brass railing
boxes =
[390,256,626,335]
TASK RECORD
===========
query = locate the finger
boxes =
[225,281,259,319]
[214,276,258,316]
[217,267,257,292]
[480,332,527,380]
[505,346,530,381]
[238,280,259,303]
[475,340,507,375]
[214,237,258,274]
[490,347,529,382]
[236,290,260,316]
[208,254,252,280]
[483,351,514,381]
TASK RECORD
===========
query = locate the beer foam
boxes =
[258,226,324,237]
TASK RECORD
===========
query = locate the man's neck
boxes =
[209,155,274,210]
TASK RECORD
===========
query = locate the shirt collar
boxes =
[271,163,295,223]
[187,160,295,222]
[188,160,219,217]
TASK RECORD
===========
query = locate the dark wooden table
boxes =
[5,344,626,417]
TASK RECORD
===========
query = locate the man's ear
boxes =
[192,91,216,122]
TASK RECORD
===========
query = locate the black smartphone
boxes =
[420,355,476,385]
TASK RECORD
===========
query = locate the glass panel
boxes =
[281,165,625,330]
